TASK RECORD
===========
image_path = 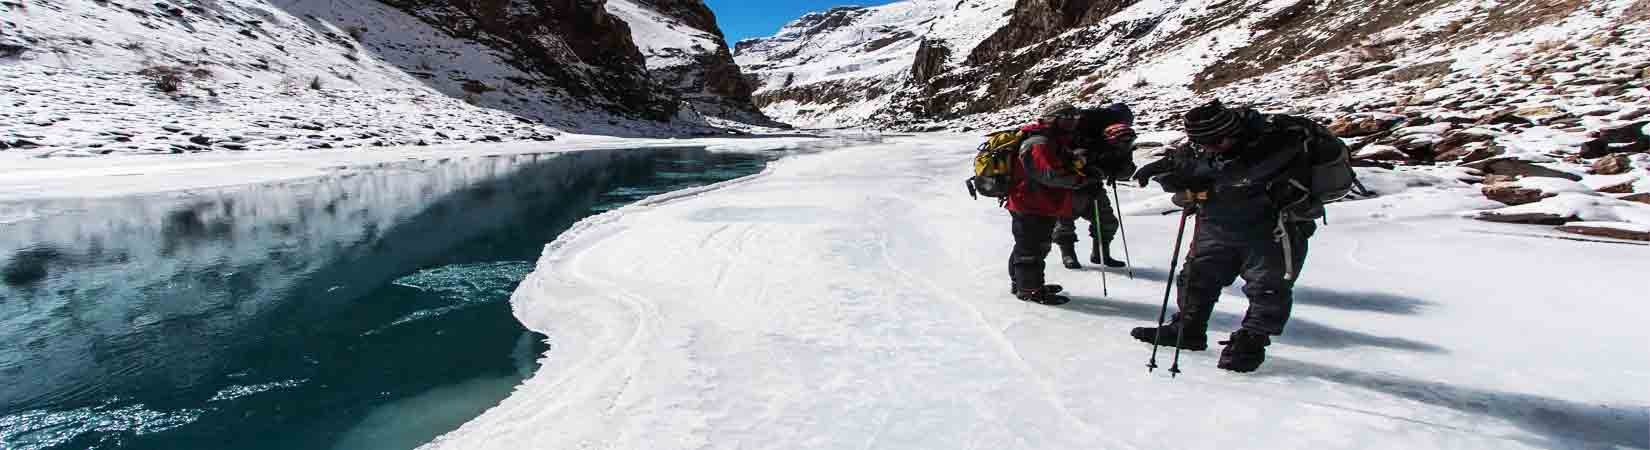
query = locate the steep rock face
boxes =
[965,0,1131,62]
[377,0,676,121]
[606,0,777,126]
[910,38,951,84]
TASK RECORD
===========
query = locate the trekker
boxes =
[1054,105,1138,270]
[1006,103,1101,305]
[1131,99,1341,373]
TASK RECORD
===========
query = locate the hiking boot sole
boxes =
[1129,328,1208,351]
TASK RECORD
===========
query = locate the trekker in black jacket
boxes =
[1131,100,1342,373]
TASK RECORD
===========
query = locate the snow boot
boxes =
[1217,329,1272,373]
[1091,240,1125,268]
[1016,287,1070,305]
[1010,283,1063,295]
[1130,315,1208,351]
[1059,243,1082,269]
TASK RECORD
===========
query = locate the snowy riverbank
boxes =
[431,134,1647,449]
[0,134,837,203]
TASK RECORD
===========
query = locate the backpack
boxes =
[1270,114,1357,206]
[966,129,1026,200]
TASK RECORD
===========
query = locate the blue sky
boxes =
[705,0,900,46]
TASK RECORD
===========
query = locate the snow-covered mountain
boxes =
[734,0,1013,129]
[0,0,771,157]
[739,0,1649,133]
[607,0,781,128]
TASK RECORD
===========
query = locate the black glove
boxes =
[1133,157,1173,188]
[1155,170,1213,193]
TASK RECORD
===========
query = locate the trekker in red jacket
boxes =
[1006,103,1098,305]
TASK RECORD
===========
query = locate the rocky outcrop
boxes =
[965,0,1131,62]
[1329,114,1403,138]
[1580,121,1650,158]
[1433,132,1500,162]
[612,0,778,125]
[1592,153,1635,175]
[1482,183,1552,206]
[378,0,677,120]
[1557,223,1650,241]
[911,38,951,84]
[751,79,892,113]
[1463,157,1585,181]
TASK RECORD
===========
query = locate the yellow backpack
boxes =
[966,129,1025,200]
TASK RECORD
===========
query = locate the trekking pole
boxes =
[1166,194,1206,377]
[1148,205,1193,373]
[1110,180,1134,279]
[1094,199,1109,297]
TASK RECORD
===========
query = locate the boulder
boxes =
[1443,143,1503,163]
[1328,114,1402,138]
[1393,134,1440,161]
[1475,109,1535,126]
[1512,104,1565,122]
[1597,181,1635,194]
[1591,153,1634,175]
[1473,211,1569,225]
[1463,157,1583,181]
[1557,223,1650,241]
[1623,193,1650,205]
[1482,183,1552,206]
[1595,121,1648,141]
[1432,132,1496,161]
[1352,144,1408,162]
[1580,139,1649,158]
[188,135,212,145]
[1579,121,1650,158]
[1593,84,1628,97]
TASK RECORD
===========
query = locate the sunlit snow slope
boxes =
[430,135,1649,450]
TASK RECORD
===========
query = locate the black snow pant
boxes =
[1009,212,1059,293]
[1174,218,1315,335]
[1054,191,1120,247]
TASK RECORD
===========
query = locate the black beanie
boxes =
[1183,99,1242,141]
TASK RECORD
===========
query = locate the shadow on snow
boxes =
[1264,358,1650,450]
[1085,265,1433,315]
[1054,296,1445,353]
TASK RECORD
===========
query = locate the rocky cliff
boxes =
[606,0,780,126]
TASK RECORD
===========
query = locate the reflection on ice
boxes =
[0,147,771,449]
